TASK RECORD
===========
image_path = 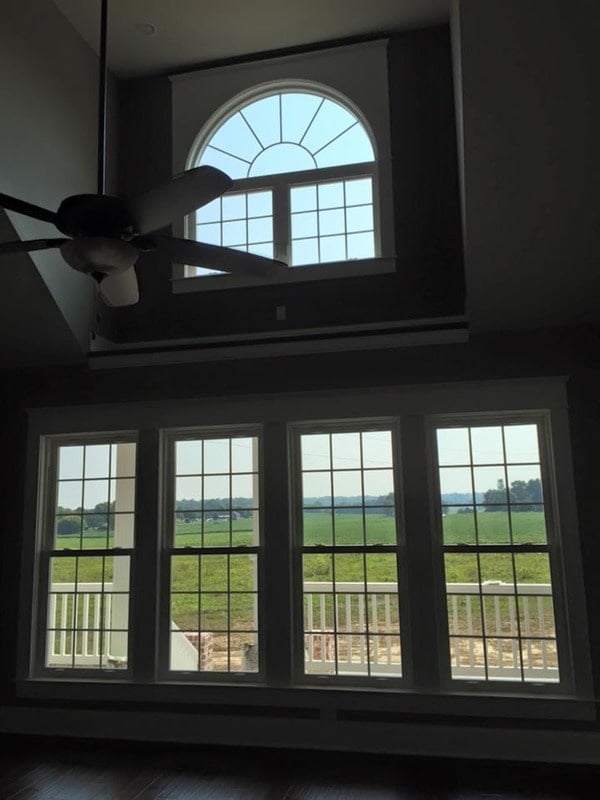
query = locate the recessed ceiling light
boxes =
[135,22,156,36]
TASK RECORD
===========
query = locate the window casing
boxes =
[170,42,396,293]
[19,380,593,718]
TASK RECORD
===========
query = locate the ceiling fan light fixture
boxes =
[60,237,139,276]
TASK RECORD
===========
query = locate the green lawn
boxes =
[51,513,552,630]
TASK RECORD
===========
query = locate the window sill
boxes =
[172,256,396,294]
[15,679,596,722]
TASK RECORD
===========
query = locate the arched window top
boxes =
[195,88,376,180]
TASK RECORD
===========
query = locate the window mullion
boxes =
[272,181,289,264]
[130,428,161,682]
[399,415,443,691]
[261,420,293,686]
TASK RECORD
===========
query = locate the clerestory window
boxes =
[186,86,381,279]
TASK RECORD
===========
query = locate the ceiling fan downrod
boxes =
[97,0,108,195]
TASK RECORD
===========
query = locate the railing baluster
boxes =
[371,593,379,666]
[494,596,502,671]
[465,595,473,670]
[345,594,352,667]
[358,594,366,667]
[83,594,90,655]
[60,593,68,656]
[384,594,392,664]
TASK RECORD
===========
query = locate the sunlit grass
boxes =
[51,513,552,630]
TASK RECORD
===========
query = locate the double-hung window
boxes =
[166,430,261,677]
[431,416,562,686]
[293,424,403,680]
[20,381,592,716]
[37,437,136,673]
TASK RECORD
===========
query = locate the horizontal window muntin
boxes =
[166,430,261,677]
[433,418,561,686]
[41,437,136,674]
[293,423,403,682]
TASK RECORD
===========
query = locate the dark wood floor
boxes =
[0,736,598,799]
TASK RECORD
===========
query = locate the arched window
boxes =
[187,84,379,276]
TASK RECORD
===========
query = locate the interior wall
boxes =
[454,0,600,332]
[102,26,463,345]
[0,0,118,355]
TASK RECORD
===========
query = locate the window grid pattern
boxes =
[299,429,402,679]
[435,423,559,684]
[46,442,135,670]
[170,436,260,674]
[199,92,374,180]
[193,189,274,277]
[290,178,375,266]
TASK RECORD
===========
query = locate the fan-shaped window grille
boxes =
[189,88,378,276]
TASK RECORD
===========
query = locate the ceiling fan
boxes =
[0,0,286,307]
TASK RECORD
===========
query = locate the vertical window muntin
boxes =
[39,435,136,674]
[165,428,262,679]
[292,421,405,685]
[430,413,567,689]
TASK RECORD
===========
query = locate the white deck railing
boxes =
[47,581,559,681]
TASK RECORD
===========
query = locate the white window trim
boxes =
[16,378,595,721]
[160,425,264,683]
[169,41,396,291]
[26,431,138,680]
[426,411,574,695]
[289,418,408,689]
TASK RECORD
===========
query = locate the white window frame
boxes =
[16,379,594,724]
[160,425,264,683]
[289,418,410,689]
[426,411,574,694]
[28,431,138,680]
[170,42,396,294]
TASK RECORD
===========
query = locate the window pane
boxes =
[291,211,318,239]
[319,209,345,236]
[58,446,83,480]
[320,235,346,262]
[318,182,344,209]
[292,238,319,266]
[347,232,374,260]
[315,124,374,168]
[208,112,261,164]
[290,185,317,213]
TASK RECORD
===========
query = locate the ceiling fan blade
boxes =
[151,235,288,280]
[129,166,233,235]
[0,192,58,225]
[0,237,68,255]
[99,267,139,307]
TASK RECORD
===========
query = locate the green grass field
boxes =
[51,512,552,630]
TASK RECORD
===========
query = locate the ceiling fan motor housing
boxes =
[56,194,136,238]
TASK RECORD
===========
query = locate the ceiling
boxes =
[53,0,448,78]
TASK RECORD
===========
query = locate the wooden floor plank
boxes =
[0,737,598,800]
